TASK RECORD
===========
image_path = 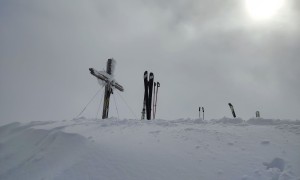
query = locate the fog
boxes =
[0,0,299,123]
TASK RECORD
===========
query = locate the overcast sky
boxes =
[0,0,299,123]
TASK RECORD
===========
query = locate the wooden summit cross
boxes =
[89,58,124,119]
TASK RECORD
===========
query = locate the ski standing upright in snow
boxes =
[141,71,148,120]
[228,103,236,118]
[147,72,154,120]
[142,71,155,120]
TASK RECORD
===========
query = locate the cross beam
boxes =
[89,58,124,119]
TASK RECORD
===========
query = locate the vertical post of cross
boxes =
[102,59,114,119]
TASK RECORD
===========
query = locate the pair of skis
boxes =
[142,71,159,120]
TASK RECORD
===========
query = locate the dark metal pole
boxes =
[153,82,156,119]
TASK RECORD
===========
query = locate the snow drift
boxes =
[0,118,299,180]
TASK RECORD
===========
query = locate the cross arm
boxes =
[89,68,124,92]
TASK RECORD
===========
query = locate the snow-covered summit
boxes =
[0,118,299,180]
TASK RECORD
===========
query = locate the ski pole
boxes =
[154,82,160,119]
[153,82,156,119]
[202,107,204,120]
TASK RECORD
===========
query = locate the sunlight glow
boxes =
[245,0,284,21]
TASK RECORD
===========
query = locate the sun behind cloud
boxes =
[245,0,284,21]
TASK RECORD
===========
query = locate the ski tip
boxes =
[149,72,154,79]
[144,71,148,79]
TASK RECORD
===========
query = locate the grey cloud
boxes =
[0,0,299,123]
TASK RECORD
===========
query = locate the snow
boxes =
[0,118,299,180]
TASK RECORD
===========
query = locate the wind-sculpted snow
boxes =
[0,122,89,180]
[0,118,299,180]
